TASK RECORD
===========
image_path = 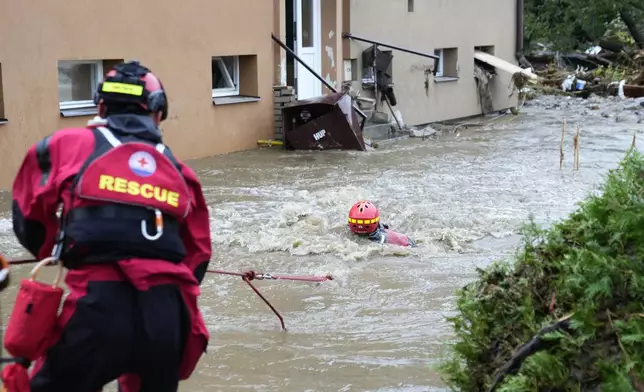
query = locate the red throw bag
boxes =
[1,363,30,392]
[4,258,64,361]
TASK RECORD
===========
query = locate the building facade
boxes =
[273,0,522,128]
[0,0,276,188]
[345,0,521,126]
[272,0,346,97]
[0,0,520,188]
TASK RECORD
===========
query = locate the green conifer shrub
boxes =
[440,150,644,391]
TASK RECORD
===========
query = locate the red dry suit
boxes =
[367,223,417,247]
[10,114,212,392]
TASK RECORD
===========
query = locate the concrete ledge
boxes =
[373,134,409,146]
[60,107,98,117]
[212,96,261,105]
[363,122,393,141]
[434,76,459,83]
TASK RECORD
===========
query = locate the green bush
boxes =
[439,150,644,391]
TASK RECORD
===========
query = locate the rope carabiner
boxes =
[141,209,163,241]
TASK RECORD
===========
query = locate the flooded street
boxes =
[1,96,643,391]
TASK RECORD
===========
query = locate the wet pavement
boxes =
[1,95,643,391]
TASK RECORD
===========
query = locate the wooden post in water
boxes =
[573,126,580,171]
[632,132,637,149]
[560,119,566,170]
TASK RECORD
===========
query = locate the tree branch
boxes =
[619,7,644,49]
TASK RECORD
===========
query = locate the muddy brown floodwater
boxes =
[1,95,643,391]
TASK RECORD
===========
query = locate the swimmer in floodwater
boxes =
[347,200,417,247]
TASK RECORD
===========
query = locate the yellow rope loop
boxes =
[29,257,64,288]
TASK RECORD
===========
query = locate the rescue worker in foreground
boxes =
[347,200,417,247]
[11,61,212,392]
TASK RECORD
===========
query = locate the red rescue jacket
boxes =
[11,115,212,384]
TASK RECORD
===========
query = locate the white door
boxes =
[295,0,322,100]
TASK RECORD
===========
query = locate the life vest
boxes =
[59,126,193,268]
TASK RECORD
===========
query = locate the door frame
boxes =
[294,0,322,98]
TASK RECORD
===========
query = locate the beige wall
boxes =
[273,0,287,86]
[320,0,344,93]
[0,0,521,190]
[348,0,519,126]
[271,0,343,94]
[0,0,275,189]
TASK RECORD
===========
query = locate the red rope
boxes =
[4,260,331,331]
[242,276,286,331]
[205,269,333,331]
[206,269,333,282]
[261,273,333,282]
[7,259,38,266]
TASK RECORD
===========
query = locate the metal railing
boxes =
[271,34,367,130]
[342,33,440,75]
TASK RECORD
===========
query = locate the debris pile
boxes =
[439,150,644,391]
[474,65,494,114]
[522,48,644,99]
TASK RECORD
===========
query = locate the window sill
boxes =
[60,106,98,118]
[0,119,8,125]
[212,96,261,106]
[434,76,459,83]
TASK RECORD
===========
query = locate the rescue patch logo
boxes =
[128,151,157,177]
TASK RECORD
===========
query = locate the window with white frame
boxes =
[433,49,444,77]
[433,48,458,78]
[58,60,103,110]
[211,56,239,97]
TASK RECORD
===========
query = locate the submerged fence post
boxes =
[573,125,581,171]
[560,119,566,170]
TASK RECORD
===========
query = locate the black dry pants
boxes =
[30,281,188,392]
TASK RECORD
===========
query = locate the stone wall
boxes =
[273,86,297,140]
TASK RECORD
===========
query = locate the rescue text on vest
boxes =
[98,174,180,208]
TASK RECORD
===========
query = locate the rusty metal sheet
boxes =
[608,84,644,99]
[623,84,644,98]
[282,92,366,151]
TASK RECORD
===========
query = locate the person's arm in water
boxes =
[11,134,64,259]
[368,223,387,244]
[178,163,213,284]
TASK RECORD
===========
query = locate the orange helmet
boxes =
[93,60,168,121]
[348,200,380,234]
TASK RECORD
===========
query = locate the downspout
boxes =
[515,0,532,68]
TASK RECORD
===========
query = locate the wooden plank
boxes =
[474,51,538,80]
[623,84,644,98]
[608,84,644,98]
